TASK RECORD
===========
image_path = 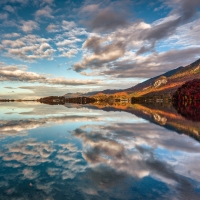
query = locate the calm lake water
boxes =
[0,102,200,200]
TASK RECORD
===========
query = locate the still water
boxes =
[0,102,200,200]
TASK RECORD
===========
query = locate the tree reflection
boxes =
[173,79,200,121]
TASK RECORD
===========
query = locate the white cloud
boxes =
[56,38,81,47]
[81,4,99,14]
[3,33,20,38]
[46,23,59,32]
[21,20,39,33]
[2,39,25,48]
[62,20,76,30]
[0,62,100,86]
[35,5,54,19]
[60,49,78,57]
[1,35,55,61]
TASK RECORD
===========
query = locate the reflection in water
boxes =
[0,102,200,199]
[173,100,200,122]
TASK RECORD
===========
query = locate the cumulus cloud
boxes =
[60,49,78,58]
[2,39,25,48]
[20,20,39,33]
[62,20,76,30]
[35,5,54,19]
[73,36,126,72]
[3,32,20,38]
[72,21,151,72]
[73,0,200,78]
[46,23,59,32]
[1,34,55,61]
[101,47,200,78]
[56,39,81,47]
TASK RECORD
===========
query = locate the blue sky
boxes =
[0,0,200,99]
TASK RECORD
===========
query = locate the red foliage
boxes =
[173,79,200,121]
[173,79,200,101]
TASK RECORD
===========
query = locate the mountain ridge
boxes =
[63,58,200,99]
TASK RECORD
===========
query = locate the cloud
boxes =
[2,39,25,48]
[56,39,81,47]
[3,5,15,13]
[85,8,129,33]
[35,5,54,19]
[80,4,99,14]
[0,0,28,5]
[0,62,100,86]
[3,33,20,38]
[0,44,4,51]
[4,86,16,89]
[60,49,78,58]
[73,37,126,72]
[162,17,200,48]
[1,35,55,61]
[73,0,200,78]
[40,0,54,6]
[46,23,59,32]
[100,47,200,78]
[73,21,150,73]
[0,13,8,20]
[62,20,76,30]
[137,0,200,52]
[20,20,39,33]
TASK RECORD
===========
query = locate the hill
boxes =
[124,66,184,93]
[63,58,200,99]
[109,58,200,98]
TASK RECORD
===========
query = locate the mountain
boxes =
[64,93,84,98]
[63,58,200,99]
[112,58,200,98]
[64,89,124,98]
[124,66,184,93]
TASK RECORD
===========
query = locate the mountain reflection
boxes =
[0,102,200,199]
[82,101,200,142]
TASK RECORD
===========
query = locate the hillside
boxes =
[124,66,184,93]
[92,58,200,99]
[63,58,200,100]
[64,89,124,98]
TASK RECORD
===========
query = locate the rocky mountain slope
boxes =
[107,58,200,98]
[63,58,200,99]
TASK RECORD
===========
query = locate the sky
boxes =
[0,0,200,99]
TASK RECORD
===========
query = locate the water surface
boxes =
[0,102,200,200]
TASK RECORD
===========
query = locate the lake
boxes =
[0,101,200,200]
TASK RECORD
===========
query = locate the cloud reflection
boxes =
[73,122,200,199]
